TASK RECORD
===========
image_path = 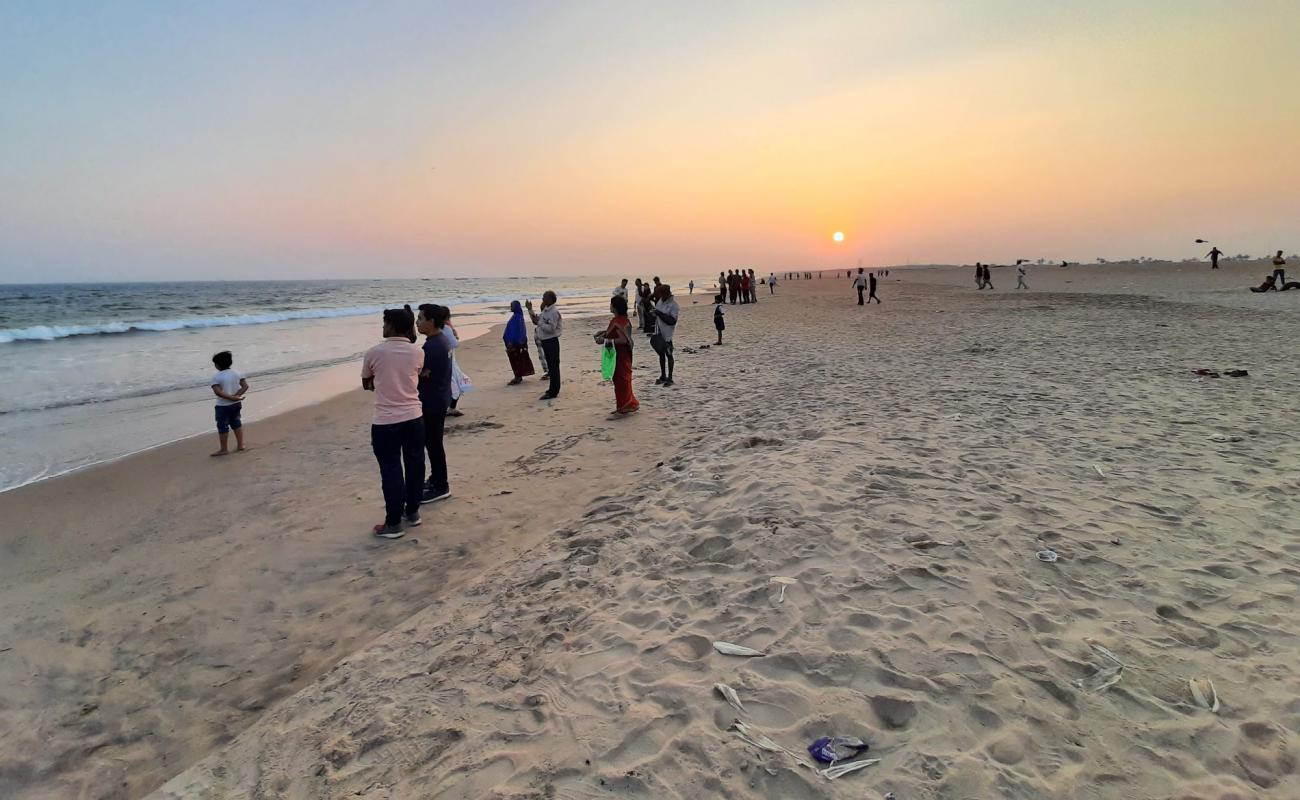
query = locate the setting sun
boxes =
[833,231,845,243]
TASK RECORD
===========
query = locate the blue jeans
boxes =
[371,417,425,526]
[215,403,242,433]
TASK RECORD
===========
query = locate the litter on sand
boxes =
[1093,464,1106,479]
[728,722,878,781]
[769,576,797,603]
[1189,677,1221,712]
[713,641,766,657]
[1036,549,1060,563]
[1073,640,1125,693]
[808,736,870,764]
[714,683,746,714]
[1208,434,1244,443]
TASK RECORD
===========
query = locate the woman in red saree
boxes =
[595,296,639,414]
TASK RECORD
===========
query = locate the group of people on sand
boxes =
[717,269,760,305]
[593,281,680,416]
[850,267,881,304]
[1251,251,1297,292]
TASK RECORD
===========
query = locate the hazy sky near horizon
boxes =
[2,0,1298,282]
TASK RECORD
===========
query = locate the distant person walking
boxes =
[442,313,470,417]
[1207,247,1222,269]
[981,264,995,290]
[650,284,679,386]
[852,268,868,305]
[416,304,452,506]
[1272,251,1287,287]
[209,349,248,456]
[975,263,984,289]
[868,271,881,303]
[688,279,694,295]
[527,291,563,400]
[1016,261,1029,289]
[361,307,425,538]
[768,272,777,294]
[503,301,534,385]
[595,296,639,414]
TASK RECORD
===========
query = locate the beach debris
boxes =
[769,576,797,603]
[1224,369,1248,378]
[1189,677,1220,712]
[713,641,766,657]
[714,683,746,714]
[1193,368,1221,378]
[1208,434,1244,443]
[1074,640,1125,694]
[729,722,876,780]
[822,758,882,780]
[1093,465,1106,479]
[807,736,870,764]
[1036,549,1060,563]
[908,538,955,549]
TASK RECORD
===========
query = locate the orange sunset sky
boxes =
[2,1,1298,281]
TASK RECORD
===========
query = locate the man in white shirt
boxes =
[851,268,868,305]
[614,279,629,301]
[527,292,563,400]
[650,284,680,386]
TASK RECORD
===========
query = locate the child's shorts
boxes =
[215,403,243,433]
[714,319,725,332]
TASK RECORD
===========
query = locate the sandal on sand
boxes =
[372,522,404,539]
[447,409,464,417]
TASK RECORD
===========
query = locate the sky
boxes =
[2,0,1298,282]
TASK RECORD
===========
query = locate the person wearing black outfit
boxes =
[868,272,881,303]
[417,304,453,505]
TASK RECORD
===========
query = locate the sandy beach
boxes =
[4,261,1299,799]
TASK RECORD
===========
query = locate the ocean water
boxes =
[0,275,706,491]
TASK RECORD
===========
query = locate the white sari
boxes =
[443,324,473,399]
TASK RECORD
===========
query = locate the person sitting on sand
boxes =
[1272,251,1287,287]
[503,301,534,385]
[1250,275,1278,293]
[594,296,639,414]
[209,350,248,456]
[361,307,425,538]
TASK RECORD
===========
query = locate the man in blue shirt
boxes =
[416,304,453,505]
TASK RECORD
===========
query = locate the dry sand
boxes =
[4,260,1299,799]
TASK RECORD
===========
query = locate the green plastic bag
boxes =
[600,343,616,381]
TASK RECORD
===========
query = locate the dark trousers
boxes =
[857,286,865,305]
[423,408,448,495]
[371,417,425,526]
[540,337,560,396]
[869,288,880,303]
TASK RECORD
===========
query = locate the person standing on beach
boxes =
[768,272,777,294]
[740,270,751,304]
[868,271,881,303]
[595,296,639,414]
[615,278,629,302]
[361,307,425,538]
[416,305,452,505]
[1206,247,1222,270]
[503,301,534,385]
[975,263,984,289]
[1016,260,1029,290]
[209,350,248,456]
[1272,251,1287,286]
[852,267,868,305]
[640,282,656,333]
[748,269,759,303]
[633,278,643,320]
[527,291,563,400]
[442,313,469,417]
[688,279,694,295]
[651,284,679,386]
[713,293,726,344]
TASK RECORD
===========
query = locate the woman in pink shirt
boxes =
[360,307,425,538]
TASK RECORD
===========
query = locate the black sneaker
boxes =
[662,379,674,387]
[372,522,404,539]
[404,512,422,527]
[654,376,665,385]
[421,488,451,505]
[539,392,557,401]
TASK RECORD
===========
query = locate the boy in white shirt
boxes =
[209,350,248,456]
